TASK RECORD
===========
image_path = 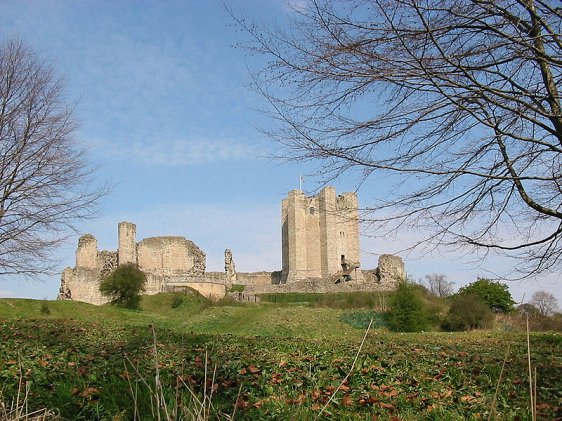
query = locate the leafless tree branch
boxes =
[0,37,109,278]
[234,0,562,278]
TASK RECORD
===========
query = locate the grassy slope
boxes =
[1,293,561,420]
[0,293,362,340]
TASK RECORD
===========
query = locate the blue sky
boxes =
[1,0,560,306]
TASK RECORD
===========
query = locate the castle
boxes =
[58,187,405,304]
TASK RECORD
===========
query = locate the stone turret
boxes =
[76,234,98,269]
[118,221,137,265]
[225,249,237,282]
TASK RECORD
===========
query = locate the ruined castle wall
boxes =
[59,267,108,305]
[143,273,165,295]
[376,254,405,287]
[165,281,226,300]
[204,272,227,282]
[98,251,118,279]
[204,271,282,286]
[235,272,278,285]
[76,234,98,269]
[243,277,395,295]
[137,237,205,275]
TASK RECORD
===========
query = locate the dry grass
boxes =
[1,375,59,420]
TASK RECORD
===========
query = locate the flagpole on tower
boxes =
[299,174,303,191]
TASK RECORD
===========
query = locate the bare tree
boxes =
[0,37,107,277]
[235,0,562,277]
[529,290,559,316]
[424,273,454,298]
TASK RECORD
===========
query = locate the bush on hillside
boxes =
[458,278,515,313]
[100,264,147,309]
[40,300,51,315]
[443,293,493,331]
[510,305,562,332]
[170,294,183,308]
[386,282,430,332]
[339,311,386,329]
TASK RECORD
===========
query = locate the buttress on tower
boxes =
[281,186,363,283]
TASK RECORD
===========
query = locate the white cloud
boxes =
[91,137,258,167]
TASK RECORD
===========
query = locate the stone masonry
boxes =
[59,187,405,305]
[59,222,215,304]
[281,187,362,283]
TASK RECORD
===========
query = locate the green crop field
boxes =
[0,292,560,420]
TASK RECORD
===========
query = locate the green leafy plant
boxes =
[170,294,183,308]
[40,300,51,316]
[229,284,246,293]
[339,311,385,329]
[443,293,493,331]
[258,291,390,310]
[386,282,430,332]
[458,278,515,313]
[99,264,147,309]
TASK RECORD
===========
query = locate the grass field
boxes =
[1,292,560,420]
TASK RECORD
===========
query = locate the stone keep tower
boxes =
[281,187,362,283]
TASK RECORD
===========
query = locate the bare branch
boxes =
[235,0,562,277]
[0,37,109,277]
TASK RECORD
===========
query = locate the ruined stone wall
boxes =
[235,272,279,285]
[204,272,227,282]
[244,277,395,295]
[59,267,109,305]
[137,236,205,275]
[375,254,405,287]
[98,251,118,279]
[165,281,226,300]
[60,222,211,305]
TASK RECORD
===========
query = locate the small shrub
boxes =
[170,294,183,308]
[40,300,51,315]
[339,311,386,329]
[386,282,430,332]
[229,284,246,293]
[99,264,147,309]
[443,293,493,331]
[509,306,562,332]
[258,291,390,310]
[458,278,515,313]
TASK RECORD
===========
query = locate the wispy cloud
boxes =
[92,137,258,167]
[275,0,311,13]
[73,201,281,272]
